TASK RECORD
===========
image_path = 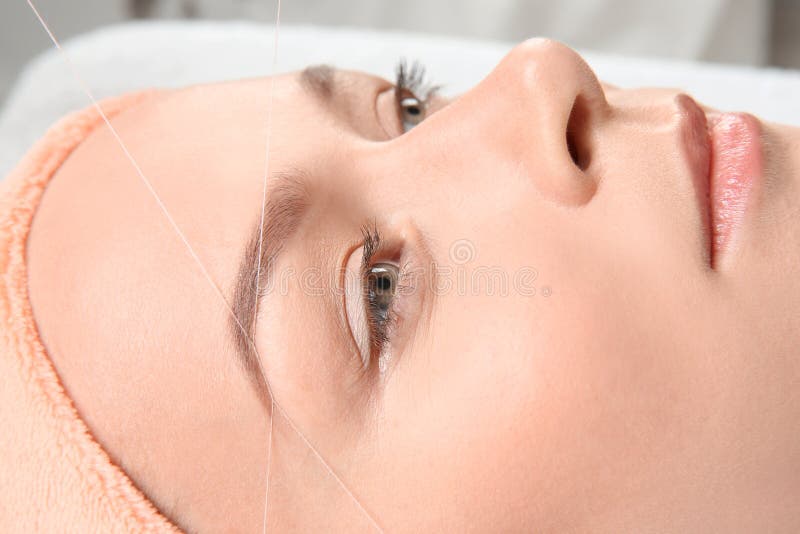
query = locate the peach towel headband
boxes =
[0,92,180,532]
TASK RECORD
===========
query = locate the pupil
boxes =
[377,275,391,291]
[406,106,420,116]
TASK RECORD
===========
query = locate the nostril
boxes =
[566,95,591,171]
[566,129,580,167]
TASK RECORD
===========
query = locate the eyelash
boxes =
[394,59,436,98]
[394,59,438,125]
[359,225,408,360]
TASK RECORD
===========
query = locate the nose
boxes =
[449,38,609,205]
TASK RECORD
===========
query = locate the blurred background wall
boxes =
[1,0,799,103]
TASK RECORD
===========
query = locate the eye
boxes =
[342,226,405,368]
[398,95,426,131]
[394,59,437,133]
[366,263,400,328]
[342,224,426,373]
[359,227,401,357]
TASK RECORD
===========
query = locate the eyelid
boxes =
[375,86,403,139]
[342,241,371,367]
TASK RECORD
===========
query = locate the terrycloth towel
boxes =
[0,92,180,532]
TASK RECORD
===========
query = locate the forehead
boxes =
[25,77,320,360]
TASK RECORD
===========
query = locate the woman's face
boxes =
[27,39,800,532]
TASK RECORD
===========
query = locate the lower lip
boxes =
[707,112,762,266]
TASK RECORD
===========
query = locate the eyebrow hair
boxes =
[230,170,310,398]
[300,64,336,103]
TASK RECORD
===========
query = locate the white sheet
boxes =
[2,21,799,178]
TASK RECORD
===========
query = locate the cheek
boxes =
[371,294,557,528]
[372,260,702,528]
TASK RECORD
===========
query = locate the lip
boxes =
[676,94,763,268]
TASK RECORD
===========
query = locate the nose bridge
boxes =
[422,39,608,206]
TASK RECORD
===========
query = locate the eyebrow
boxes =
[230,170,310,398]
[299,64,336,104]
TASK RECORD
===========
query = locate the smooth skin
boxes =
[26,39,800,532]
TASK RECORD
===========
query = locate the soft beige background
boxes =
[1,0,799,103]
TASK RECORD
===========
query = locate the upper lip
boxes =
[676,93,713,264]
